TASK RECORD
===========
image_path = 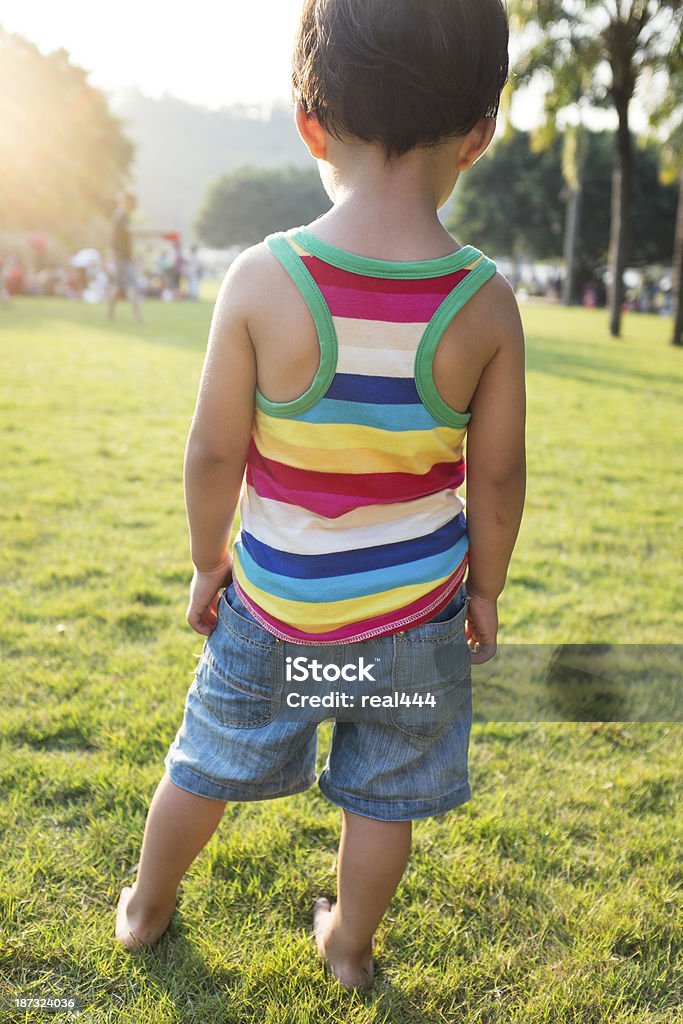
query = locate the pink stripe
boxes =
[234,561,467,645]
[247,463,378,516]
[301,255,470,295]
[246,456,465,518]
[317,284,455,323]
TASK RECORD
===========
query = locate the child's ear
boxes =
[456,117,496,171]
[294,102,328,160]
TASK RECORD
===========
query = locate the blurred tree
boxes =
[195,166,330,248]
[510,0,683,336]
[647,64,683,345]
[447,128,565,287]
[449,128,678,293]
[559,123,589,305]
[0,28,133,250]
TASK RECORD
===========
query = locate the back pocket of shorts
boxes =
[390,603,471,740]
[194,624,284,728]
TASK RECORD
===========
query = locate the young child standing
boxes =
[115,0,525,992]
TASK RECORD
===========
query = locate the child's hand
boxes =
[465,592,498,664]
[186,557,233,636]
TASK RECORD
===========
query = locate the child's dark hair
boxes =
[293,0,509,158]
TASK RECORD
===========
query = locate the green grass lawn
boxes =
[1,297,681,1022]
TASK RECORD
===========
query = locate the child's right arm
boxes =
[183,250,259,635]
[464,274,526,663]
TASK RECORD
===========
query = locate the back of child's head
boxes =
[293,0,509,158]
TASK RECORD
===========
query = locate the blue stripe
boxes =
[292,397,439,431]
[241,515,467,579]
[325,373,422,405]
[235,534,469,602]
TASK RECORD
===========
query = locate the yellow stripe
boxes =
[255,412,465,458]
[288,238,309,257]
[253,434,461,474]
[232,551,453,632]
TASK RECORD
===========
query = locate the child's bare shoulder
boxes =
[460,269,524,356]
[216,241,291,318]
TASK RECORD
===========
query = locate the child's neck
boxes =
[309,143,462,260]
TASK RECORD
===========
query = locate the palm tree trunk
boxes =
[672,169,683,347]
[608,97,632,337]
[563,185,582,306]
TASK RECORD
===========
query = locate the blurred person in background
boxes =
[186,245,202,300]
[107,190,143,323]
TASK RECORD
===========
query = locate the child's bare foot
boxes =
[312,896,375,991]
[115,884,176,952]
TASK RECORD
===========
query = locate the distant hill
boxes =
[110,90,309,241]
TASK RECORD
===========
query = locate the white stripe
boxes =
[332,316,428,352]
[240,485,465,555]
[336,345,417,378]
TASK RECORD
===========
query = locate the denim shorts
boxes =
[164,580,473,821]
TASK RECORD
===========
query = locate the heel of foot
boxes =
[115,885,176,952]
[311,895,375,992]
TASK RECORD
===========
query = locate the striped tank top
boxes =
[231,225,496,645]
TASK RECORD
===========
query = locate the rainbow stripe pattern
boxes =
[231,227,497,644]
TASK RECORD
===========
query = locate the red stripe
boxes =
[300,257,471,322]
[314,284,455,323]
[234,561,467,644]
[246,441,465,517]
[301,256,470,294]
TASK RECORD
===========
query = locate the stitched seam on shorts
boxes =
[220,619,282,652]
[389,675,471,737]
[397,615,468,644]
[171,761,313,797]
[202,648,281,703]
[319,777,470,809]
[217,593,283,651]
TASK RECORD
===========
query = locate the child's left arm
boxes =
[183,252,257,636]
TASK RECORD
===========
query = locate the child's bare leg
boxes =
[116,771,226,950]
[313,809,412,989]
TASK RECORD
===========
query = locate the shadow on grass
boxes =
[5,296,211,352]
[526,344,679,397]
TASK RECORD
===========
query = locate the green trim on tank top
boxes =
[414,254,498,427]
[255,234,339,417]
[292,226,482,279]
[257,229,497,427]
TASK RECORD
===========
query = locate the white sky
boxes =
[0,0,649,131]
[1,0,303,108]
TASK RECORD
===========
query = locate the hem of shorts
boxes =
[232,563,467,646]
[317,773,472,821]
[165,759,316,803]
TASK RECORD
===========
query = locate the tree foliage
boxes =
[448,128,678,285]
[0,27,134,248]
[195,166,330,248]
[509,0,683,335]
[448,129,565,259]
